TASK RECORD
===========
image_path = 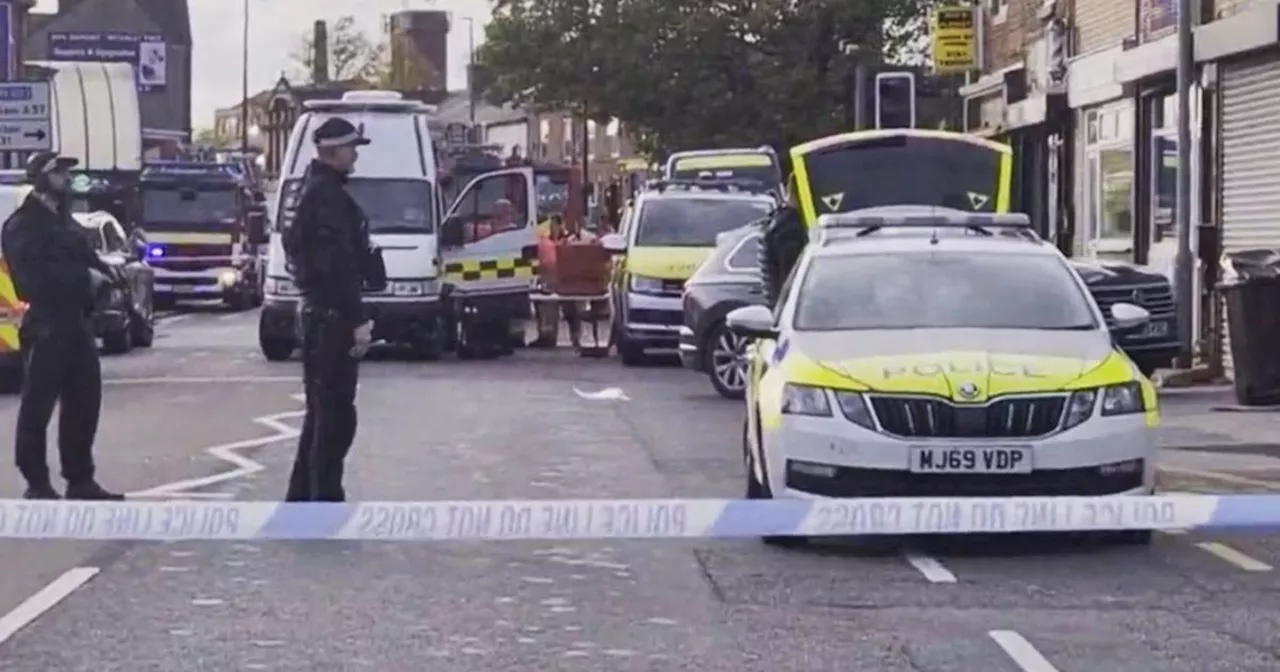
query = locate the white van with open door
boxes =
[258,90,536,361]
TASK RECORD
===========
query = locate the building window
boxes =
[586,120,597,160]
[987,0,1008,24]
[1081,101,1134,254]
[606,119,620,158]
[561,117,573,159]
[539,119,551,159]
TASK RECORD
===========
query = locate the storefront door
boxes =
[1081,100,1134,263]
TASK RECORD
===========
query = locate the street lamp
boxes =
[239,0,250,151]
[458,16,476,125]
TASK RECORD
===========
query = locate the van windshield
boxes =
[278,178,434,234]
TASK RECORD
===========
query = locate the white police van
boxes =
[258,90,537,361]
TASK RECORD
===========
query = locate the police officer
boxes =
[282,117,385,502]
[758,174,807,308]
[1,152,124,500]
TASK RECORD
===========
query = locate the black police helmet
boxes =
[24,151,78,183]
[312,117,371,148]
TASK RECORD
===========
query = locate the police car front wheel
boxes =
[742,417,807,548]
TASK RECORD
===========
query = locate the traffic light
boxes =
[875,72,916,129]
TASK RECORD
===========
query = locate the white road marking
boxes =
[104,375,298,385]
[989,630,1059,672]
[1159,466,1280,491]
[903,553,957,583]
[1195,542,1273,571]
[126,393,304,498]
[0,567,100,644]
[155,313,190,326]
[573,386,629,401]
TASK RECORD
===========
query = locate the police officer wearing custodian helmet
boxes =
[283,117,386,501]
[1,151,125,500]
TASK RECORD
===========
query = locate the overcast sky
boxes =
[33,0,494,129]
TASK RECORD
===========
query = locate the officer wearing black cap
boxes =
[0,151,124,500]
[282,117,385,502]
[758,174,806,308]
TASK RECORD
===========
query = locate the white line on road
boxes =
[1195,542,1274,571]
[903,553,957,583]
[0,567,100,645]
[126,393,304,498]
[989,630,1059,672]
[104,375,298,385]
[1159,466,1280,491]
[573,386,629,401]
[155,313,190,326]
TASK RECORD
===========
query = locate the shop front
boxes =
[1068,46,1130,262]
[1194,3,1280,375]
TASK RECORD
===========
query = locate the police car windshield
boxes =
[794,252,1098,331]
[634,198,772,247]
[142,188,238,223]
[803,136,1002,214]
[346,178,434,233]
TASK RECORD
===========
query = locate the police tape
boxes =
[1,494,1274,541]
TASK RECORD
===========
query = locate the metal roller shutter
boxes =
[1218,53,1280,379]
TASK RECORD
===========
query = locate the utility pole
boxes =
[239,0,250,151]
[459,16,476,125]
[1173,0,1194,366]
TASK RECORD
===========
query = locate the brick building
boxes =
[954,0,1280,376]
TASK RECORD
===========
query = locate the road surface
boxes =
[0,309,1278,671]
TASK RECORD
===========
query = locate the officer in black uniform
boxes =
[758,174,807,308]
[1,152,124,500]
[283,117,385,502]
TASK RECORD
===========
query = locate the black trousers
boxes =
[14,323,101,487]
[286,310,359,502]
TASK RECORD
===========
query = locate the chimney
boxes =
[312,20,329,84]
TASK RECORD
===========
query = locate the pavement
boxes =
[0,309,1279,670]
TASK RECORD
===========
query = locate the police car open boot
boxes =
[64,480,124,501]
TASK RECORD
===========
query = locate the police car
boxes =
[729,208,1159,546]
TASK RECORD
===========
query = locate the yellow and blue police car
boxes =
[729,208,1159,546]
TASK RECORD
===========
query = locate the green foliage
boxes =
[476,0,934,159]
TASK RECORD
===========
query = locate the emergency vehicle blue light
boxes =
[148,246,164,258]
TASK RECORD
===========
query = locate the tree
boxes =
[476,0,935,158]
[290,15,388,84]
[194,127,234,149]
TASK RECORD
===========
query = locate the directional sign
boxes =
[0,82,51,151]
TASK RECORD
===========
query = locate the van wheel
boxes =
[130,308,155,348]
[102,322,132,355]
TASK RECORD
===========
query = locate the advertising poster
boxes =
[46,32,167,92]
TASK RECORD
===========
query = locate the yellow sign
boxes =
[931,6,978,73]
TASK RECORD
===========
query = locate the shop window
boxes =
[1093,148,1133,241]
[607,119,620,158]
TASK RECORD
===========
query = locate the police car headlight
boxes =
[390,281,435,297]
[265,277,298,295]
[781,384,831,417]
[629,275,664,294]
[833,391,875,429]
[1062,389,1097,430]
[1100,382,1145,416]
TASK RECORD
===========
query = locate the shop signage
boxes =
[931,6,980,73]
[46,32,167,92]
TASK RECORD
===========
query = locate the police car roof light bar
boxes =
[815,211,1038,241]
[650,177,771,194]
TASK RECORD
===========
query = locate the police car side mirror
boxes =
[246,211,268,245]
[726,305,778,339]
[600,233,626,254]
[1109,302,1150,332]
[441,215,465,248]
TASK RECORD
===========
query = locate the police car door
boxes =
[441,166,538,296]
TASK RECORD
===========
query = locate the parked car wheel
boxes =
[706,321,748,399]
